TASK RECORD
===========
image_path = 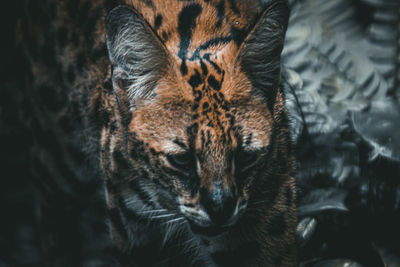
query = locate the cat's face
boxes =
[123,77,274,234]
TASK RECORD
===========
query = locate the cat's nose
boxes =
[200,182,237,226]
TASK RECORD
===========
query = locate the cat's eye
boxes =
[236,150,258,169]
[167,153,194,171]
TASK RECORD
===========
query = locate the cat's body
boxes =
[19,0,296,266]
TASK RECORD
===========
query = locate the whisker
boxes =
[250,199,270,206]
[124,198,139,206]
[163,217,185,225]
[150,214,176,219]
[138,209,168,214]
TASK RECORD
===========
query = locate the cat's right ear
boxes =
[106,5,169,103]
[234,0,289,97]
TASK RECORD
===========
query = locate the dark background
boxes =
[1,1,43,265]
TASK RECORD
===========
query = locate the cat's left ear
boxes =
[235,0,289,96]
[106,5,170,103]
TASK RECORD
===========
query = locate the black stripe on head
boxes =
[177,4,202,75]
[189,37,232,61]
[204,53,222,74]
[154,14,162,30]
[208,75,222,91]
[216,0,225,27]
[200,60,208,75]
[230,26,248,44]
[228,0,240,14]
[188,69,202,89]
[161,31,169,42]
[199,36,232,51]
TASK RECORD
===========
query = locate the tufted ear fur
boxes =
[236,0,289,101]
[106,5,169,103]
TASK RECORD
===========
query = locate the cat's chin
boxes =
[188,220,230,237]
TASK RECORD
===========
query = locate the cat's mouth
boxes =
[186,213,242,237]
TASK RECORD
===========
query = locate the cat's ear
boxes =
[106,5,169,102]
[235,0,289,96]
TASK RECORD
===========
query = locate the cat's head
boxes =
[101,0,289,236]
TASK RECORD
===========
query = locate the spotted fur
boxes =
[20,0,296,266]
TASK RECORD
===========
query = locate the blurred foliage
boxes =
[285,0,400,266]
